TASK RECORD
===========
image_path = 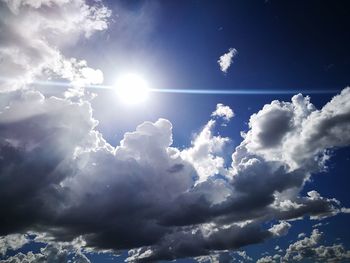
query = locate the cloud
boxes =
[127,222,271,262]
[1,239,91,263]
[211,103,235,122]
[194,250,252,263]
[181,119,230,184]
[283,229,350,262]
[256,256,276,263]
[217,48,237,73]
[2,87,350,262]
[0,234,29,256]
[268,221,291,237]
[257,229,350,263]
[0,0,110,93]
[239,88,350,171]
[298,233,306,238]
[181,104,233,184]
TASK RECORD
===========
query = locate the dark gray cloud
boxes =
[127,222,270,262]
[1,87,349,262]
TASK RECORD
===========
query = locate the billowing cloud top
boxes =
[0,1,350,263]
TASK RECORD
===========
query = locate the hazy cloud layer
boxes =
[1,1,350,262]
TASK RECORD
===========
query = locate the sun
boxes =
[115,73,150,105]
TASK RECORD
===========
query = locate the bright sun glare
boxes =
[115,73,150,105]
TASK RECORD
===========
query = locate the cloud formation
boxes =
[0,0,110,94]
[211,103,235,122]
[0,234,29,256]
[0,1,350,262]
[268,221,291,237]
[1,87,350,262]
[239,89,350,171]
[1,235,91,263]
[181,104,234,184]
[257,229,350,263]
[217,48,237,73]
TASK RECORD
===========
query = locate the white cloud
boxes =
[211,103,234,122]
[181,104,234,184]
[0,0,110,93]
[217,48,237,73]
[280,229,350,262]
[2,0,70,14]
[269,221,291,237]
[2,242,91,263]
[298,232,306,239]
[237,88,350,171]
[256,256,276,263]
[0,234,29,256]
[194,251,252,263]
[181,119,229,184]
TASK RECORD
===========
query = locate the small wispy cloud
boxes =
[217,47,237,73]
[211,103,234,122]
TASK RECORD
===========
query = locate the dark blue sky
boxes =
[94,0,350,90]
[82,0,350,142]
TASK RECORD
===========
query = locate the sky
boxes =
[0,0,350,263]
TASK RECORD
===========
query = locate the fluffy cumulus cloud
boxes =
[217,48,237,73]
[1,1,350,262]
[211,103,235,123]
[181,121,230,184]
[195,250,252,263]
[239,89,350,171]
[256,256,277,263]
[257,229,350,263]
[181,103,233,185]
[268,221,291,237]
[0,0,110,94]
[0,234,29,256]
[1,235,91,263]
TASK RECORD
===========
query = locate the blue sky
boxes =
[0,1,350,263]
